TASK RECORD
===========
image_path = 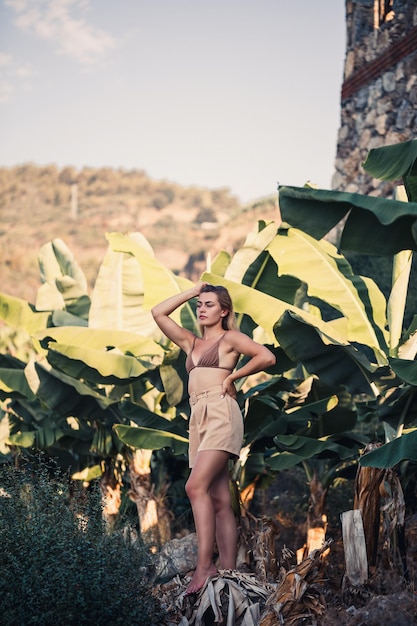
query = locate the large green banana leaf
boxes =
[278,185,417,254]
[0,354,35,400]
[244,396,337,445]
[210,250,232,277]
[41,344,157,385]
[119,400,189,436]
[114,424,188,455]
[38,238,88,290]
[35,326,164,356]
[359,428,417,468]
[36,239,90,318]
[267,432,366,471]
[224,221,278,285]
[200,272,356,350]
[267,228,388,357]
[34,327,164,384]
[24,360,119,411]
[106,231,195,328]
[0,293,50,334]
[89,232,157,335]
[243,395,287,446]
[389,356,417,386]
[159,361,187,407]
[224,222,301,326]
[51,310,88,327]
[274,311,378,395]
[362,139,417,203]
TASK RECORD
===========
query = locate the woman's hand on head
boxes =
[194,280,208,295]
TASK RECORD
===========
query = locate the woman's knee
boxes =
[185,475,203,501]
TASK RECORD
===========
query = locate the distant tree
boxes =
[59,166,78,186]
[151,193,169,210]
[195,207,217,224]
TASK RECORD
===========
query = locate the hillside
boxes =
[0,164,279,303]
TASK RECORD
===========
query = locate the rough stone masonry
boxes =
[332,0,417,198]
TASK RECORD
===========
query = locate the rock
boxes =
[153,533,198,584]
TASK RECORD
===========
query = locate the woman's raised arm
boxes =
[151,282,206,351]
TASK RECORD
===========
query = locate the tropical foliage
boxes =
[1,140,417,577]
[278,139,417,473]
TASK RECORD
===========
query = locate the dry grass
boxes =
[0,164,279,303]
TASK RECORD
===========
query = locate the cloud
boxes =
[0,51,33,104]
[5,0,117,65]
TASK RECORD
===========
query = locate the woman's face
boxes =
[196,291,227,327]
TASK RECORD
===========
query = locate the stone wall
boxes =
[332,0,417,197]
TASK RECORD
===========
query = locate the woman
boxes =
[151,282,276,595]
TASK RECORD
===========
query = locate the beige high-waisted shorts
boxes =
[188,385,244,468]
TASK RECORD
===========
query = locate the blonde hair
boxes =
[200,284,238,331]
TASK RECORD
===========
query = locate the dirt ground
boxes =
[158,469,417,624]
[261,470,417,625]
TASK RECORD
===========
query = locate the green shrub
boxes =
[0,460,166,625]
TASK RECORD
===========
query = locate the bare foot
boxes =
[185,564,218,595]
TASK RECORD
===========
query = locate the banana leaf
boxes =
[114,424,188,455]
[268,432,364,471]
[0,293,50,334]
[24,360,118,412]
[0,366,35,400]
[268,228,389,356]
[34,327,164,384]
[389,356,417,386]
[359,428,417,467]
[159,362,187,407]
[38,238,88,290]
[224,220,277,287]
[120,401,188,436]
[274,310,379,395]
[210,250,232,277]
[244,395,288,445]
[278,185,417,254]
[43,343,156,385]
[200,272,357,350]
[37,239,90,318]
[362,139,417,203]
[72,464,104,481]
[89,232,157,335]
[106,231,195,328]
[7,430,35,448]
[51,310,88,327]
[35,326,164,356]
[224,222,301,338]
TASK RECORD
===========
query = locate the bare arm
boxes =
[222,330,276,396]
[151,282,205,351]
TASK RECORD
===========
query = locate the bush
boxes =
[0,461,166,625]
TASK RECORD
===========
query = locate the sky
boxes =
[0,0,346,203]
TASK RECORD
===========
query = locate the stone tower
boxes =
[332,0,417,197]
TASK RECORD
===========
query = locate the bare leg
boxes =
[210,464,237,570]
[185,450,230,594]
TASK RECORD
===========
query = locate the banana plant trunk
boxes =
[298,469,329,562]
[354,443,384,568]
[128,449,172,551]
[100,466,122,531]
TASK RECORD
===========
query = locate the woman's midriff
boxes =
[188,367,231,395]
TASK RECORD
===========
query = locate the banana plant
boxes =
[277,139,417,569]
[0,235,192,536]
[278,140,417,467]
[112,222,383,532]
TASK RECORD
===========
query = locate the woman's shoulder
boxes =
[222,329,247,347]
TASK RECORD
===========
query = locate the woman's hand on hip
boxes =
[221,377,236,400]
